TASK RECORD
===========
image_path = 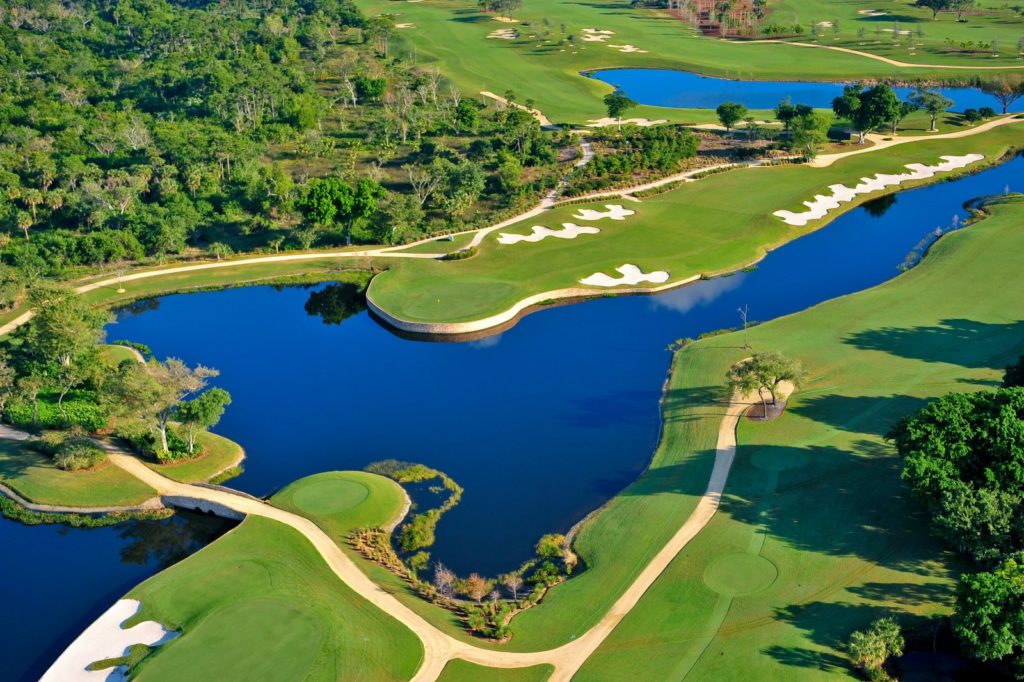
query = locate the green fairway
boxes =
[98,344,142,367]
[370,123,1023,327]
[0,440,155,508]
[568,195,1024,679]
[357,0,1024,124]
[145,431,244,484]
[438,660,554,681]
[129,515,423,682]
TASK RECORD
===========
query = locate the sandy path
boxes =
[810,114,1022,167]
[736,39,1024,69]
[54,382,783,681]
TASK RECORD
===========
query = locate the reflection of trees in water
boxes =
[862,193,897,218]
[119,512,235,568]
[113,297,161,319]
[304,283,366,325]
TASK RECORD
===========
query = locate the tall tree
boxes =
[915,0,951,19]
[725,352,804,416]
[953,552,1024,672]
[175,387,232,455]
[980,75,1024,114]
[716,102,748,132]
[832,84,902,143]
[603,89,637,130]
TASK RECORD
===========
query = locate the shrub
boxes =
[963,108,983,123]
[53,438,106,471]
[978,106,996,119]
[442,247,477,261]
[7,392,109,432]
[113,421,193,462]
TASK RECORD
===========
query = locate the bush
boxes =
[113,421,194,463]
[30,432,106,471]
[7,392,109,432]
[979,106,996,119]
[963,108,983,123]
[442,247,477,261]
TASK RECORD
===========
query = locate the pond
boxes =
[587,68,1019,112]
[5,154,1022,680]
[3,512,234,682]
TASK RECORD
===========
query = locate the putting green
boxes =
[703,554,779,597]
[291,478,369,516]
[137,598,323,682]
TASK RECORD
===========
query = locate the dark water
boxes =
[2,512,234,682]
[589,68,1020,112]
[104,155,1023,577]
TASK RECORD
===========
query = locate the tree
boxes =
[603,89,637,130]
[115,358,219,454]
[979,74,1024,114]
[848,617,905,676]
[461,573,492,603]
[716,102,748,132]
[1004,356,1024,388]
[889,388,1024,560]
[953,553,1024,671]
[832,84,902,143]
[951,0,974,21]
[725,352,804,417]
[12,285,110,420]
[915,0,951,19]
[788,110,832,159]
[433,562,456,598]
[175,387,232,455]
[502,572,523,600]
[0,356,15,417]
[890,100,918,134]
[774,97,797,131]
[910,87,954,131]
[536,533,566,559]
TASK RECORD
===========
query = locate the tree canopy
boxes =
[832,84,902,143]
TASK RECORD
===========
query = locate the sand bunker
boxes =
[774,154,984,226]
[395,22,415,29]
[586,117,667,127]
[817,21,833,27]
[881,28,913,35]
[497,222,600,245]
[858,9,887,16]
[488,28,517,40]
[581,28,614,42]
[41,599,178,682]
[493,16,519,23]
[608,43,648,53]
[572,204,636,221]
[581,264,669,287]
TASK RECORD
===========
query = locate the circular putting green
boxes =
[291,478,369,516]
[703,553,779,597]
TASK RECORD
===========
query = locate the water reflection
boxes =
[304,283,366,326]
[119,511,236,568]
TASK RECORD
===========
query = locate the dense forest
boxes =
[0,0,566,301]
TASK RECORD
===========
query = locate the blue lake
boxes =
[4,153,1022,679]
[588,68,1020,112]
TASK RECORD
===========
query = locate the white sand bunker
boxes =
[42,599,178,682]
[881,28,913,35]
[395,22,415,29]
[497,222,600,245]
[586,117,667,127]
[572,204,636,221]
[774,154,984,226]
[493,16,518,23]
[581,264,669,287]
[488,28,517,40]
[858,9,887,16]
[608,43,648,53]
[581,28,614,42]
[817,21,833,27]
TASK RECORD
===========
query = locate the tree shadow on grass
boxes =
[722,440,950,576]
[848,581,955,610]
[774,601,938,654]
[622,452,719,500]
[761,645,848,675]
[661,384,730,424]
[843,318,1024,370]
[790,394,930,437]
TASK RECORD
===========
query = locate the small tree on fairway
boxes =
[910,87,954,131]
[716,101,748,132]
[603,89,637,130]
[890,100,918,134]
[175,387,232,455]
[915,0,951,20]
[848,617,905,677]
[726,352,804,416]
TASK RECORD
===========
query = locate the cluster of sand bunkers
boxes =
[774,154,985,226]
[495,204,669,287]
[581,28,647,53]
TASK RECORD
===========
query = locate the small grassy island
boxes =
[4,0,1024,679]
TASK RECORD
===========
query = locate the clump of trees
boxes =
[775,98,832,158]
[889,364,1024,676]
[567,126,699,194]
[832,84,904,143]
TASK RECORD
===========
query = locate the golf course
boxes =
[4,0,1024,680]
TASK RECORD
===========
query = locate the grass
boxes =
[0,439,155,508]
[270,470,408,535]
[358,0,1024,124]
[438,660,554,681]
[566,194,1024,679]
[370,123,1023,325]
[98,343,141,366]
[128,515,423,682]
[145,431,245,484]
